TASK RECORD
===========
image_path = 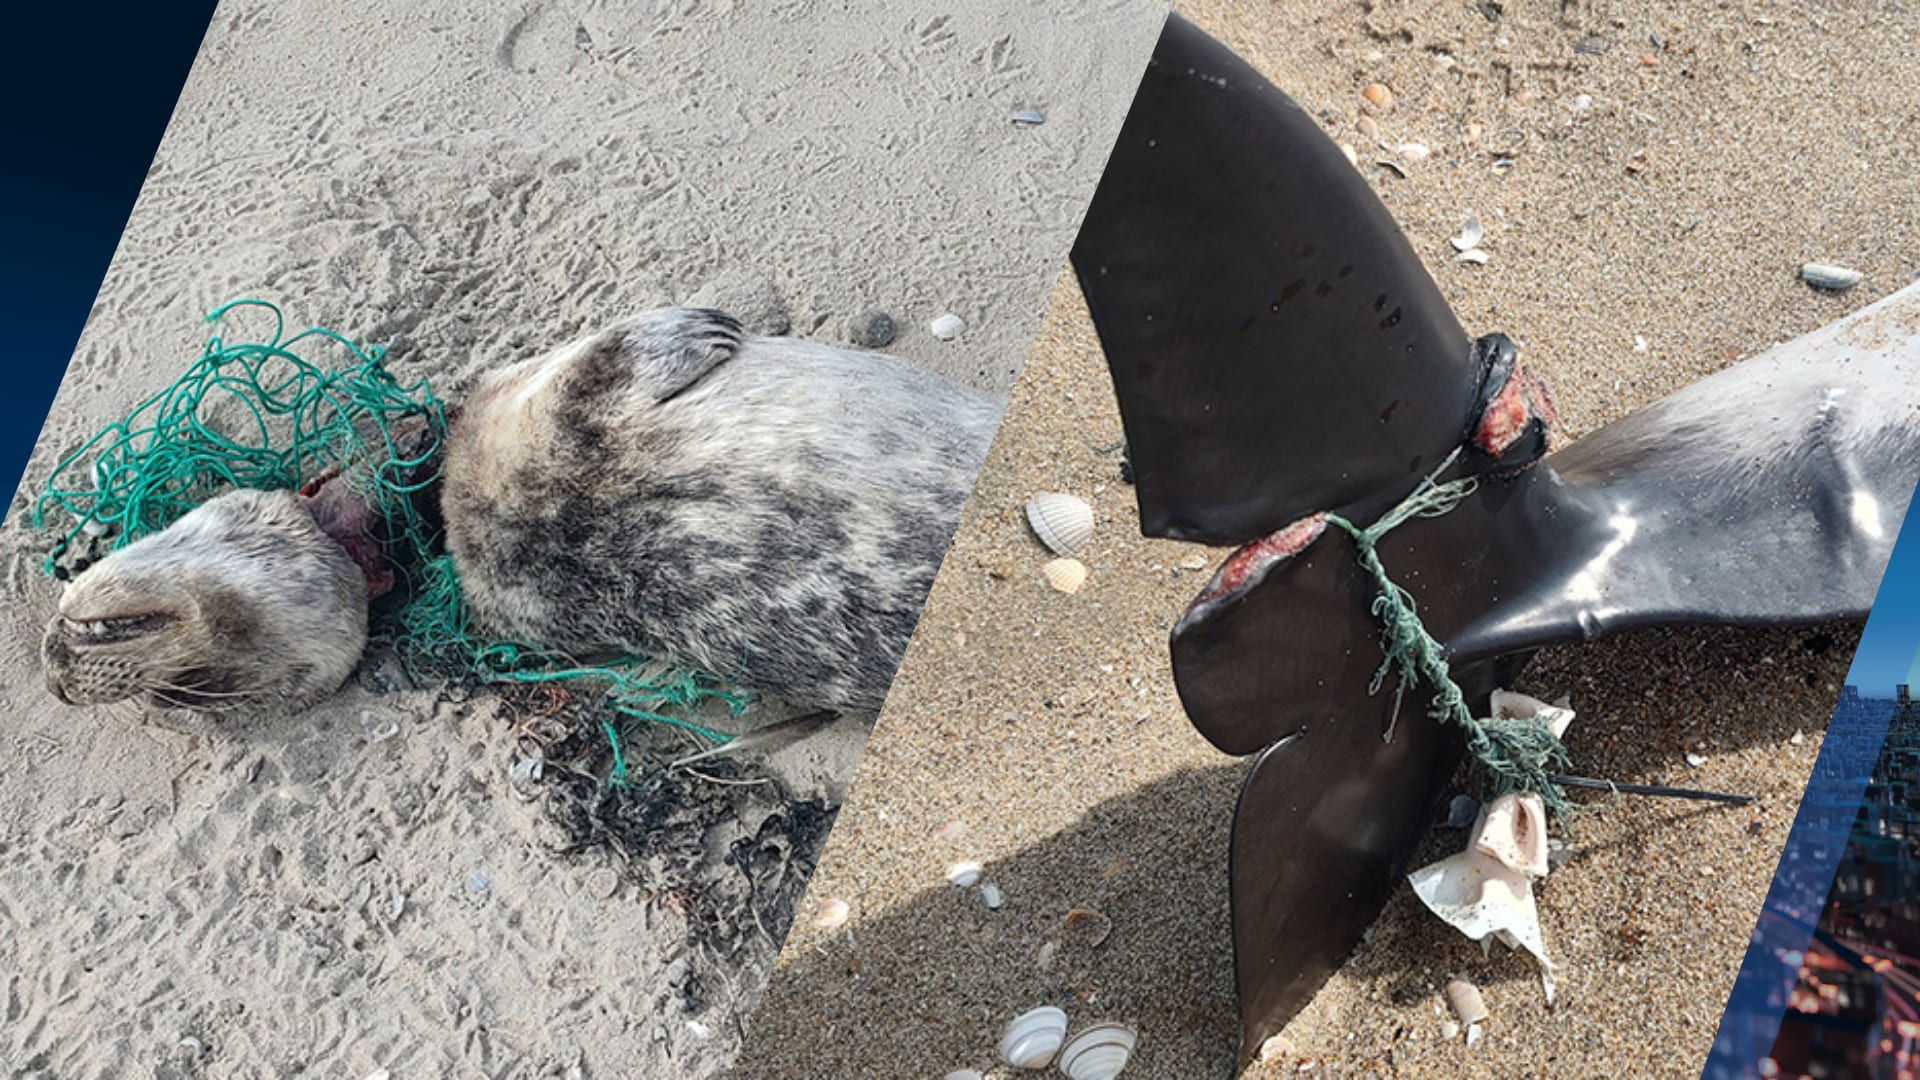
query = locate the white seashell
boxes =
[811,897,851,929]
[1026,493,1095,556]
[946,1072,986,1080]
[1043,558,1089,595]
[1011,109,1046,125]
[1686,752,1708,767]
[1457,249,1490,265]
[1057,1023,1138,1080]
[1466,1022,1484,1048]
[1397,142,1431,162]
[1450,217,1484,251]
[1489,688,1575,739]
[947,861,984,887]
[930,312,967,339]
[1410,794,1558,1003]
[999,1006,1069,1070]
[981,883,1004,909]
[1802,263,1863,291]
[1445,977,1489,1026]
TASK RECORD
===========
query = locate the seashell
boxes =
[586,867,620,900]
[1686,752,1708,767]
[1057,1023,1138,1080]
[1356,115,1381,144]
[981,883,1004,909]
[1489,688,1574,739]
[1339,142,1359,167]
[508,753,544,799]
[1026,492,1095,556]
[1000,1006,1069,1070]
[1043,557,1089,595]
[1011,108,1046,125]
[1802,263,1863,291]
[1457,249,1490,265]
[1061,907,1113,948]
[1362,82,1393,110]
[811,897,851,929]
[946,1072,986,1080]
[1445,977,1489,1026]
[930,312,967,339]
[947,860,984,887]
[1450,217,1484,252]
[1397,142,1431,162]
[1375,159,1409,179]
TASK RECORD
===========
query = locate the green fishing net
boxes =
[34,299,739,781]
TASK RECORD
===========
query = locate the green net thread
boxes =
[34,299,739,783]
[1324,446,1575,818]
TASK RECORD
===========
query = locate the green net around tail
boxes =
[1325,446,1576,819]
[34,300,739,780]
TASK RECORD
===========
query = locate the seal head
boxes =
[42,488,368,714]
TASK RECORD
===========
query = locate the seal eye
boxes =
[61,612,177,645]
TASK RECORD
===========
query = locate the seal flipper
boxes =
[592,307,747,403]
[1068,15,1479,545]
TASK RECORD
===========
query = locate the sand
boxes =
[740,0,1920,1076]
[0,1,1167,1076]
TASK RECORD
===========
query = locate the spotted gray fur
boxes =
[43,308,999,717]
[442,307,999,712]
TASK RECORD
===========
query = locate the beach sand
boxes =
[739,0,1920,1076]
[0,1,1165,1075]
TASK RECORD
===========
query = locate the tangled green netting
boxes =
[1325,446,1576,819]
[33,299,740,783]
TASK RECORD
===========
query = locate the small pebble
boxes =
[981,883,1004,910]
[1179,555,1209,571]
[1446,793,1479,828]
[666,957,690,985]
[846,308,897,348]
[1686,752,1708,767]
[586,867,620,900]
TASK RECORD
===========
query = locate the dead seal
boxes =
[42,306,999,716]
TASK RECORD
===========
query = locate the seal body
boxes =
[440,307,996,712]
[42,307,997,717]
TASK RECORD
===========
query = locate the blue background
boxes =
[0,2,218,515]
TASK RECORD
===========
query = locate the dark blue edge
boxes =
[1702,523,1920,1077]
[0,2,220,524]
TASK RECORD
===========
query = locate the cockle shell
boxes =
[1057,1023,1138,1080]
[1026,493,1095,557]
[1445,977,1489,1026]
[1043,558,1089,595]
[1000,1006,1069,1070]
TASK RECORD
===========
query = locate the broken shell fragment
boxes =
[1057,1023,1139,1080]
[1011,108,1046,125]
[1000,1006,1069,1070]
[981,883,1005,910]
[1457,249,1490,265]
[1062,907,1113,948]
[1489,688,1575,739]
[1027,493,1095,557]
[1801,262,1863,291]
[1445,977,1490,1026]
[1043,557,1089,595]
[1410,793,1559,1002]
[947,861,984,887]
[1450,216,1484,252]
